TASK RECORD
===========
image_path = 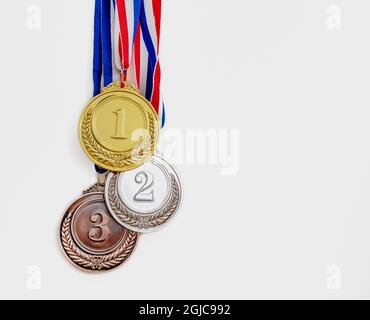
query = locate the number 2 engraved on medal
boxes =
[111,108,127,140]
[88,212,110,242]
[134,171,155,202]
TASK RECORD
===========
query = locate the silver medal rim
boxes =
[104,154,182,233]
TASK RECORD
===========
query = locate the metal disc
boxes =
[60,191,138,272]
[105,155,182,233]
[78,81,160,172]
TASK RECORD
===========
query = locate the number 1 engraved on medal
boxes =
[134,171,155,202]
[88,212,110,242]
[111,108,127,140]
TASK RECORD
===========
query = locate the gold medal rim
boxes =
[78,81,160,172]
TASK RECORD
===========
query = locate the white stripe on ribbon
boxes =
[111,1,121,80]
[114,0,138,72]
[113,6,121,71]
[142,0,158,53]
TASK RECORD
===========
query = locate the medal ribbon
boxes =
[93,0,165,174]
[115,0,165,126]
[93,0,116,173]
[114,0,141,83]
[93,0,102,96]
[137,0,165,125]
[93,0,114,96]
[93,0,165,163]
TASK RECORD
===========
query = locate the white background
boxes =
[1,0,370,299]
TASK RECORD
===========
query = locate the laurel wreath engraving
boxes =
[81,100,157,170]
[108,173,180,230]
[83,183,104,195]
[60,209,137,271]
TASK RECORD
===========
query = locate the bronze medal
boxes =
[60,189,138,272]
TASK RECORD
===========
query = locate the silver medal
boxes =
[105,155,182,232]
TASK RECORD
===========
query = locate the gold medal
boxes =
[79,81,160,171]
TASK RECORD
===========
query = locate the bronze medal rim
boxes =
[60,192,138,272]
[78,81,160,172]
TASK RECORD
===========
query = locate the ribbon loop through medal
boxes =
[79,0,160,172]
[61,0,182,274]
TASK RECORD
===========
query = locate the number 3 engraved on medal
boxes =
[111,108,127,140]
[88,212,110,242]
[134,171,155,202]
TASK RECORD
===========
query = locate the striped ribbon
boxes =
[115,0,165,126]
[114,0,141,82]
[92,0,165,172]
[135,0,165,126]
[94,0,165,125]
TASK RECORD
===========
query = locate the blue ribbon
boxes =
[93,0,103,96]
[133,0,142,46]
[93,0,114,95]
[139,4,156,102]
[161,104,165,126]
[93,0,114,173]
[101,0,113,86]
